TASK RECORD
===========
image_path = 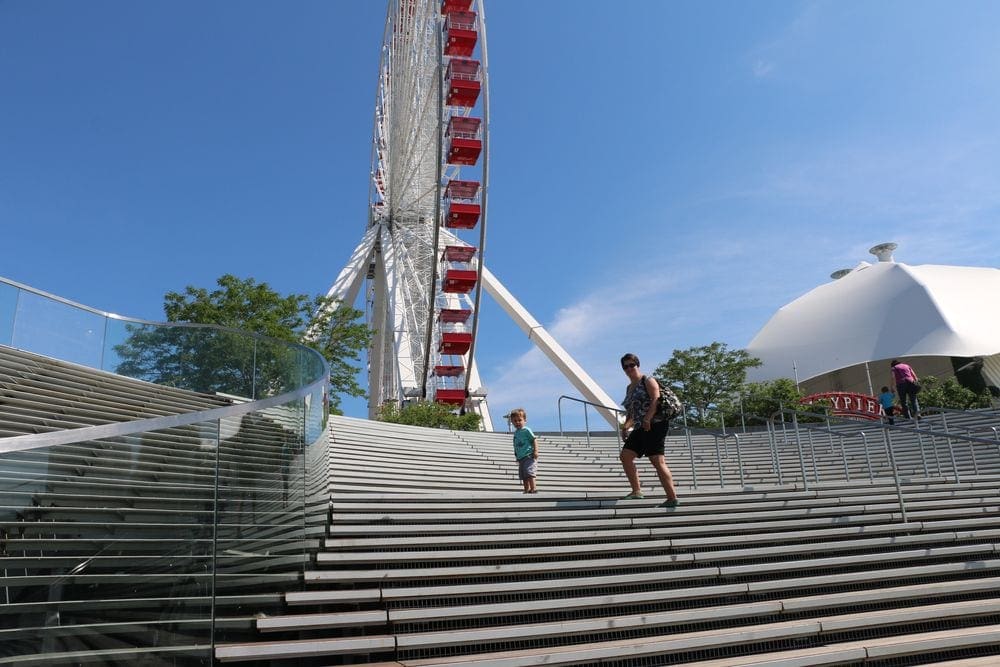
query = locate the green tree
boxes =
[917,376,993,411]
[377,400,481,431]
[654,342,762,426]
[114,275,371,413]
[718,377,802,425]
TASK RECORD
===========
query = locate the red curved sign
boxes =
[800,391,881,420]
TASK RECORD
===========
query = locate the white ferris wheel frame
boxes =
[323,0,619,430]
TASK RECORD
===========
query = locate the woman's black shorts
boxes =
[623,419,668,458]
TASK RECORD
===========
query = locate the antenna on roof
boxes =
[869,242,897,263]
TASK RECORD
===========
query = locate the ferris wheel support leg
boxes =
[480,266,621,430]
[323,225,380,305]
[308,225,380,342]
[368,250,390,418]
[465,358,494,431]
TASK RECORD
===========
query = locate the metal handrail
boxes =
[557,395,624,448]
[557,394,701,488]
[710,432,743,486]
[556,394,1000,504]
[769,406,1000,523]
[0,382,317,454]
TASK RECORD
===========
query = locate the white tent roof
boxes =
[746,260,1000,383]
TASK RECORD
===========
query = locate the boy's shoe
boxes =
[659,499,679,508]
[620,492,644,500]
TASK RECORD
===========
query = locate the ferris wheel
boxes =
[367,0,488,420]
[325,0,618,431]
[324,0,492,426]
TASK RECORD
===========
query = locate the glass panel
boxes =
[305,384,327,444]
[0,277,330,660]
[254,337,303,398]
[10,291,106,368]
[0,421,219,665]
[211,399,313,645]
[0,282,17,346]
[100,316,136,374]
[107,324,262,398]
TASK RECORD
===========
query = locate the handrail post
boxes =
[941,413,960,482]
[826,413,835,456]
[807,429,819,484]
[558,396,565,436]
[714,435,725,486]
[739,394,747,434]
[965,426,979,475]
[914,422,929,477]
[840,435,850,482]
[924,423,942,476]
[791,411,809,490]
[734,433,745,487]
[883,428,907,523]
[683,409,698,489]
[860,432,874,481]
[556,395,623,448]
[767,419,783,485]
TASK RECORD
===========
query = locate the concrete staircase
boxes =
[215,413,1000,666]
[6,342,1000,665]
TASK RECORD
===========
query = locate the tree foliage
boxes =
[377,400,481,431]
[715,377,807,426]
[917,376,993,411]
[114,275,371,413]
[653,342,762,426]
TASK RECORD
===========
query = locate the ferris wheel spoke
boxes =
[392,84,441,210]
[379,227,422,389]
[390,229,433,370]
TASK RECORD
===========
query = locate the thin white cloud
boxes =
[751,133,1000,268]
[752,59,774,79]
[745,1,826,83]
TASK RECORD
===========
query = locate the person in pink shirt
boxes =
[890,360,920,419]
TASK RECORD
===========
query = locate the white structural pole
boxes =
[322,225,379,305]
[464,357,493,431]
[479,266,621,429]
[306,225,379,342]
[367,247,390,417]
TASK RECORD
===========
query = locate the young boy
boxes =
[510,408,538,493]
[879,386,896,425]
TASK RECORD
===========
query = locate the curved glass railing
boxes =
[0,276,330,664]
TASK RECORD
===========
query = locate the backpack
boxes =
[647,376,682,420]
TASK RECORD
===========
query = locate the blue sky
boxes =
[3,1,1000,431]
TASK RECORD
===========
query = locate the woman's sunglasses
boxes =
[622,363,638,369]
